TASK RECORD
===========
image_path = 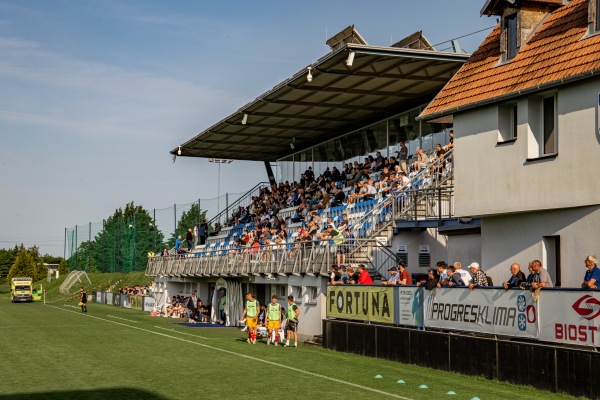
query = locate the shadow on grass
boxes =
[0,388,168,400]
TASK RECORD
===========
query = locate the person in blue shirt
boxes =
[175,235,182,250]
[582,255,600,289]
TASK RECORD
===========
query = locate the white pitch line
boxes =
[153,325,211,339]
[107,315,140,323]
[48,304,412,400]
[0,324,104,329]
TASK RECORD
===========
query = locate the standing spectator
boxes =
[582,255,600,289]
[530,260,553,290]
[417,268,439,290]
[147,249,155,258]
[502,263,526,289]
[346,266,360,284]
[468,262,489,289]
[161,247,169,257]
[396,140,408,174]
[453,262,472,286]
[193,223,200,245]
[382,266,400,285]
[175,235,182,251]
[436,261,448,282]
[186,228,194,251]
[199,221,208,245]
[444,266,466,287]
[357,264,373,284]
[398,261,412,285]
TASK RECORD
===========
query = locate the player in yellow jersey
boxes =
[241,292,259,344]
[266,295,283,346]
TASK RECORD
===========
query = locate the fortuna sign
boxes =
[327,286,394,324]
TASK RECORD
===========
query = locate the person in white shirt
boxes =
[453,261,472,286]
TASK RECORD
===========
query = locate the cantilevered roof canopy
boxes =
[173,43,469,162]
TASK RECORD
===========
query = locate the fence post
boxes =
[225,193,229,224]
[88,222,91,271]
[63,227,67,262]
[133,213,137,271]
[102,219,106,273]
[153,209,156,252]
[198,199,201,223]
[75,225,78,271]
[438,188,442,221]
[174,203,177,237]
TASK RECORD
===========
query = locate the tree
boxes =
[166,204,207,249]
[8,249,37,282]
[0,246,19,279]
[58,259,68,275]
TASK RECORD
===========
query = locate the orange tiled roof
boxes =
[420,0,600,120]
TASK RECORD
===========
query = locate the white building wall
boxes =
[481,205,600,287]
[446,234,481,267]
[453,77,600,217]
[391,229,448,272]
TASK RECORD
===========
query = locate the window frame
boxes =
[505,13,518,60]
[597,0,600,32]
[497,101,518,144]
[540,94,558,156]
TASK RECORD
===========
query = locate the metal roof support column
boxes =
[264,161,277,186]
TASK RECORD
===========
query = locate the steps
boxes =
[304,334,323,347]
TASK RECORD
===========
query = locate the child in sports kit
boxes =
[284,295,299,348]
[241,293,259,344]
[266,295,282,346]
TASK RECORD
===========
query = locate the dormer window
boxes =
[504,13,518,60]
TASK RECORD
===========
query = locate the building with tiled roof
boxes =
[419,0,600,287]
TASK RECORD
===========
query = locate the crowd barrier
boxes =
[326,285,600,348]
[91,291,156,312]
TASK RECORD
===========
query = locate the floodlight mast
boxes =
[208,158,233,217]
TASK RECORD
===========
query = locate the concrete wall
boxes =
[481,205,600,287]
[391,228,448,273]
[446,234,481,267]
[453,76,600,217]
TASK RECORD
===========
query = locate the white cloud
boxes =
[0,35,240,139]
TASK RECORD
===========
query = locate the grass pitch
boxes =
[0,297,579,400]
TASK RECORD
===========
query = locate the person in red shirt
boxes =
[357,264,373,284]
[398,261,413,285]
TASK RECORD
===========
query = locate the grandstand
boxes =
[148,26,471,339]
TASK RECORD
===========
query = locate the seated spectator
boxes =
[582,255,600,289]
[329,265,342,285]
[468,262,489,289]
[430,143,447,174]
[382,266,400,285]
[417,268,439,290]
[412,148,429,171]
[502,263,526,289]
[529,259,553,290]
[357,264,373,284]
[339,266,350,284]
[375,167,392,190]
[363,180,376,201]
[209,222,222,236]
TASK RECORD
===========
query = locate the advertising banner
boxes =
[397,287,423,328]
[538,290,600,347]
[143,296,157,312]
[129,296,143,310]
[105,292,113,305]
[327,286,395,324]
[121,294,131,309]
[92,291,97,303]
[113,293,121,307]
[424,288,538,338]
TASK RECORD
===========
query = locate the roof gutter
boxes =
[417,68,600,122]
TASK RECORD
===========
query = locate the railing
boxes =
[208,182,270,227]
[146,238,403,278]
[394,186,454,222]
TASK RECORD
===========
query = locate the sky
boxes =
[0,0,496,256]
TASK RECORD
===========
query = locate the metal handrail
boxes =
[208,181,270,227]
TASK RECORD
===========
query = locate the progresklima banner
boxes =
[327,286,395,324]
[424,288,538,338]
[538,290,600,347]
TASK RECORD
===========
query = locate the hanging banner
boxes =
[423,288,538,338]
[327,286,395,324]
[121,294,131,309]
[143,296,157,312]
[398,287,423,328]
[105,292,113,305]
[129,296,143,310]
[538,290,600,347]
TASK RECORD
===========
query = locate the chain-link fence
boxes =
[65,185,267,273]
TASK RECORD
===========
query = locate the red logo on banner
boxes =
[572,295,600,320]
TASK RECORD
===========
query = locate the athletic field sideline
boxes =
[0,300,577,400]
